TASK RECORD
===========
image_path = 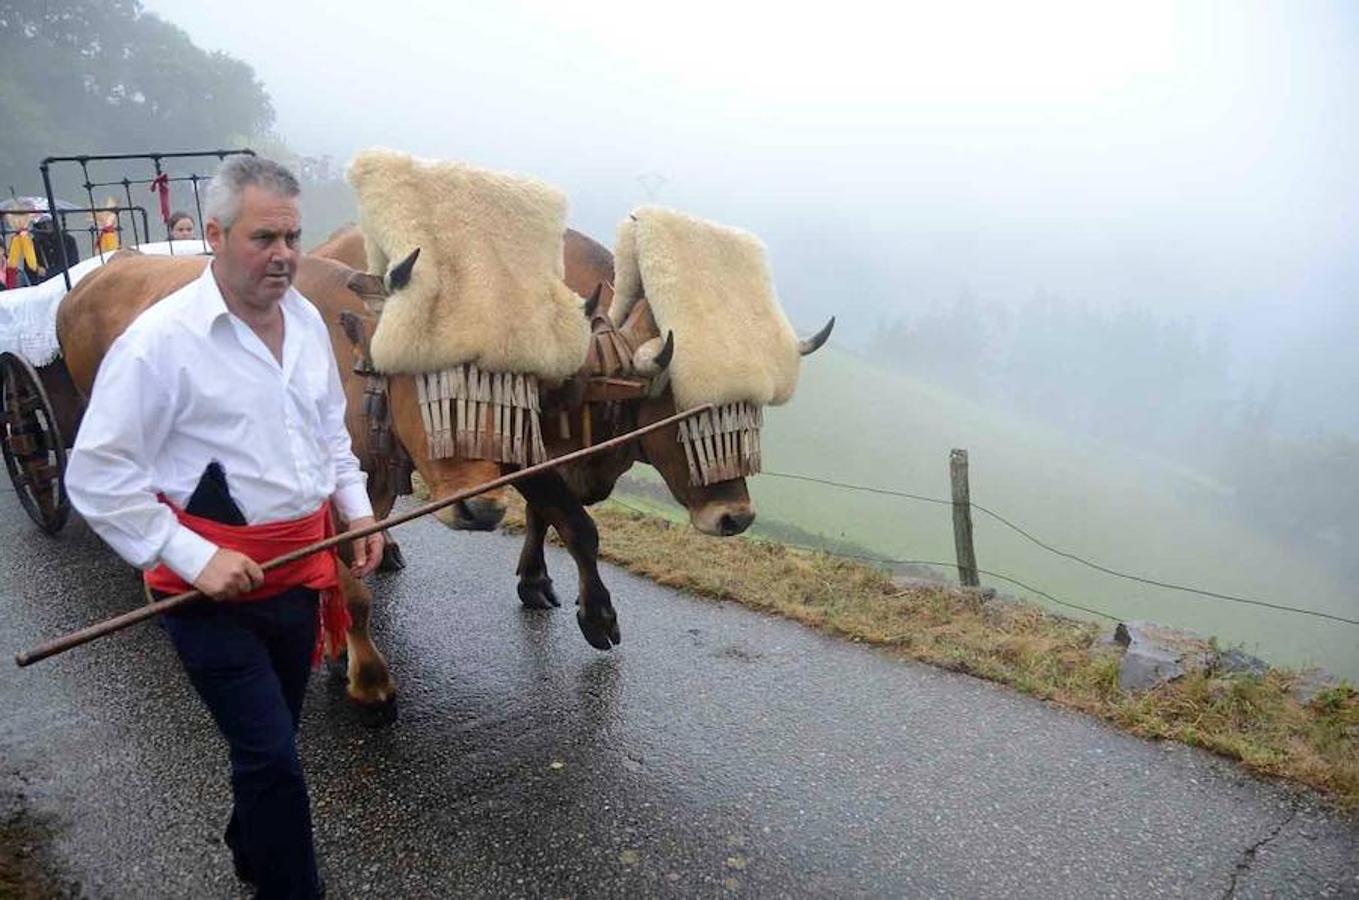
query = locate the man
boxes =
[66,156,383,899]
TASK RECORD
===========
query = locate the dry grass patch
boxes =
[498,493,1358,807]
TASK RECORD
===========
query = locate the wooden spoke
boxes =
[0,353,70,534]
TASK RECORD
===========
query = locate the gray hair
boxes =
[202,155,300,229]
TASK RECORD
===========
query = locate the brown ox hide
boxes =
[311,226,756,649]
[310,227,623,648]
[56,252,404,712]
[311,227,507,541]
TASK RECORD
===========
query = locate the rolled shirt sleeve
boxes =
[65,337,220,584]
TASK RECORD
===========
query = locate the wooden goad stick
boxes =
[14,404,713,668]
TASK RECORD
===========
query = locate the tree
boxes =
[867,290,997,399]
[0,0,273,197]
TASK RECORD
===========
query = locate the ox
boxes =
[310,226,832,626]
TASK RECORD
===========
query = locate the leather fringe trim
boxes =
[414,364,544,466]
[677,402,762,486]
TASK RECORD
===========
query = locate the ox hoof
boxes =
[325,652,349,682]
[378,541,406,572]
[576,606,621,651]
[517,576,561,610]
[349,692,398,729]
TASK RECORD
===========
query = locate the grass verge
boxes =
[499,492,1358,809]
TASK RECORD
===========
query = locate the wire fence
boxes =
[607,469,1359,629]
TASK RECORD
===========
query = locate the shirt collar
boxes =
[187,262,231,336]
[187,262,302,336]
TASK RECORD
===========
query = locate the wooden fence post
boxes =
[950,448,980,587]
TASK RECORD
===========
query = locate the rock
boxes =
[1118,643,1188,691]
[1114,622,1279,688]
[887,564,948,586]
[1115,621,1187,651]
[1113,621,1214,692]
[1289,668,1341,704]
[979,593,1027,627]
[1213,648,1269,677]
[890,573,996,602]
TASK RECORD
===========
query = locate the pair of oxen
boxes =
[56,225,833,716]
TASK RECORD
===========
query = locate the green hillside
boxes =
[623,348,1358,678]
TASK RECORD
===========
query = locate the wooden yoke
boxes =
[551,302,652,447]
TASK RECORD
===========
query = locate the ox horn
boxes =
[798,316,835,356]
[386,247,421,292]
[633,331,675,377]
[583,283,603,318]
[654,329,675,370]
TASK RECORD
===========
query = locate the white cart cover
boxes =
[0,241,209,365]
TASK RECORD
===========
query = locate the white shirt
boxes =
[66,264,373,584]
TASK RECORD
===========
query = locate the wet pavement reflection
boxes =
[1,494,1355,898]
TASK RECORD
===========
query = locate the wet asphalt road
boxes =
[1,490,1356,899]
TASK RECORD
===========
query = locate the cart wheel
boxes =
[0,352,70,533]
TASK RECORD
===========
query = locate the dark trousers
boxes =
[161,586,321,899]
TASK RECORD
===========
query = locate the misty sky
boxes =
[143,0,1358,424]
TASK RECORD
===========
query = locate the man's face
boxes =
[205,185,301,310]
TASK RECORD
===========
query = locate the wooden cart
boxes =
[0,149,253,533]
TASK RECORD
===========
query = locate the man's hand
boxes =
[193,548,265,601]
[347,516,384,579]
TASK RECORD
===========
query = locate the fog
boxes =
[2,0,1352,665]
[142,0,1357,434]
[126,4,1358,624]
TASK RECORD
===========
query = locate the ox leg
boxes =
[514,472,619,650]
[378,530,406,571]
[516,502,561,609]
[368,491,406,573]
[338,565,398,725]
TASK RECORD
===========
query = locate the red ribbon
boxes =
[149,173,171,223]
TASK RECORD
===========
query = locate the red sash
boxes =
[145,500,352,665]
